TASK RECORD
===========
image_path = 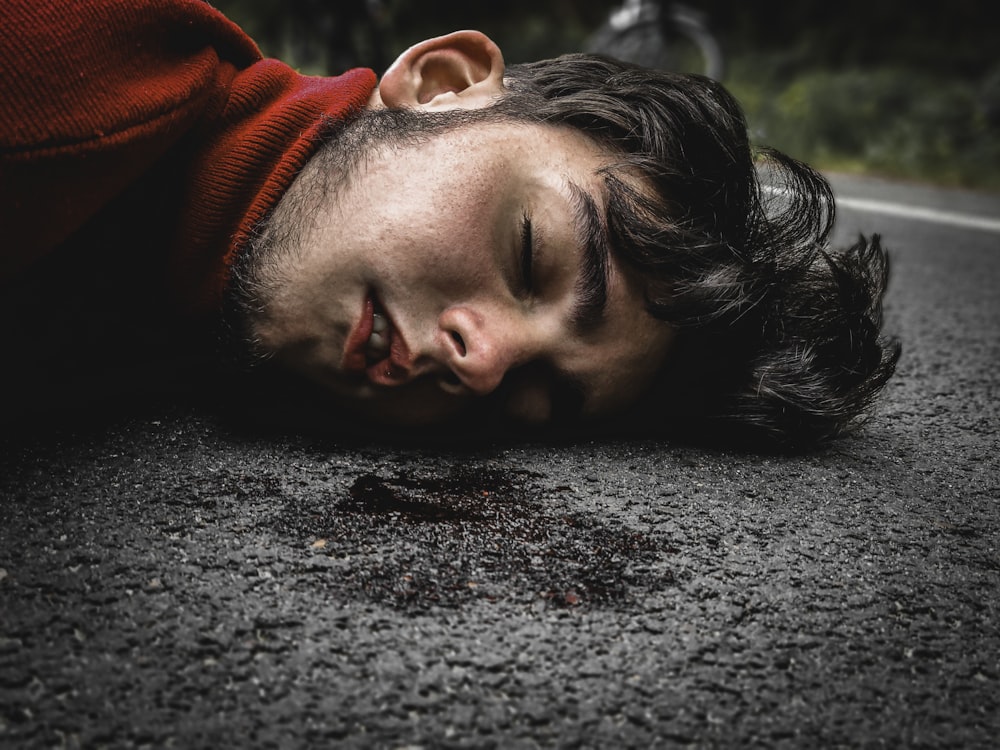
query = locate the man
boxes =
[1,0,899,448]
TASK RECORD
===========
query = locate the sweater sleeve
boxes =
[2,0,378,315]
[0,0,268,282]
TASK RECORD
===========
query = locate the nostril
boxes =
[450,330,467,356]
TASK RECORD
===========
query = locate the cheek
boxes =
[503,379,553,424]
[578,317,674,415]
[377,190,507,287]
[609,327,674,403]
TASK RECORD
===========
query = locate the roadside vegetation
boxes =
[702,0,998,192]
[727,55,1000,192]
[215,0,998,192]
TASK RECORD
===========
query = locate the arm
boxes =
[0,0,261,280]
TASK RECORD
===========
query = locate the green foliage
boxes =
[211,0,616,71]
[728,61,1000,191]
[209,0,998,190]
[699,0,992,78]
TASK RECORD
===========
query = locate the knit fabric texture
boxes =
[0,0,377,314]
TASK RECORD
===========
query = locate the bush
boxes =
[728,63,1000,190]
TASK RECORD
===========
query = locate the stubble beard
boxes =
[219,104,513,372]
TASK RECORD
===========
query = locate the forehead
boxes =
[441,117,616,178]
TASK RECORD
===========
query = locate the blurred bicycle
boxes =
[586,0,725,80]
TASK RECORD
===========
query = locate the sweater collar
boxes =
[170,60,377,316]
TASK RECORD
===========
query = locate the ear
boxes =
[374,30,505,111]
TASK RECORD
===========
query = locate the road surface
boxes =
[2,173,998,748]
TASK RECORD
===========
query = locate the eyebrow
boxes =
[567,181,611,336]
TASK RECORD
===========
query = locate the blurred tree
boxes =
[212,0,620,72]
[212,0,393,73]
[697,0,991,76]
[212,0,990,76]
[208,0,996,188]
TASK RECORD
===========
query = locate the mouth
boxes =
[366,299,392,364]
[342,290,412,385]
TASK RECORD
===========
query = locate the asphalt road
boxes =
[2,173,999,749]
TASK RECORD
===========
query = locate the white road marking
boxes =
[762,184,1000,234]
[835,195,1000,234]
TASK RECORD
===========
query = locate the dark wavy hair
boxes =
[497,55,901,449]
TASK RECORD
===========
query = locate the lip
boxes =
[341,290,413,385]
[341,293,375,374]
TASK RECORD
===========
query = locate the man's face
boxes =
[245,110,674,426]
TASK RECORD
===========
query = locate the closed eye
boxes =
[519,212,534,296]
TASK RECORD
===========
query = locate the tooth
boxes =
[366,330,388,357]
[372,313,388,334]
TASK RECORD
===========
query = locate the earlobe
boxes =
[376,30,505,111]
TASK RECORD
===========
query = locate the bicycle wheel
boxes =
[585,0,724,80]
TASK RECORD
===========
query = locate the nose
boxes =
[436,305,530,395]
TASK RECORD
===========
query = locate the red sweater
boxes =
[0,0,377,315]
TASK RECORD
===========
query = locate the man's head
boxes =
[224,31,899,448]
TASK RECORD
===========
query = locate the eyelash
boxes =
[520,213,534,295]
